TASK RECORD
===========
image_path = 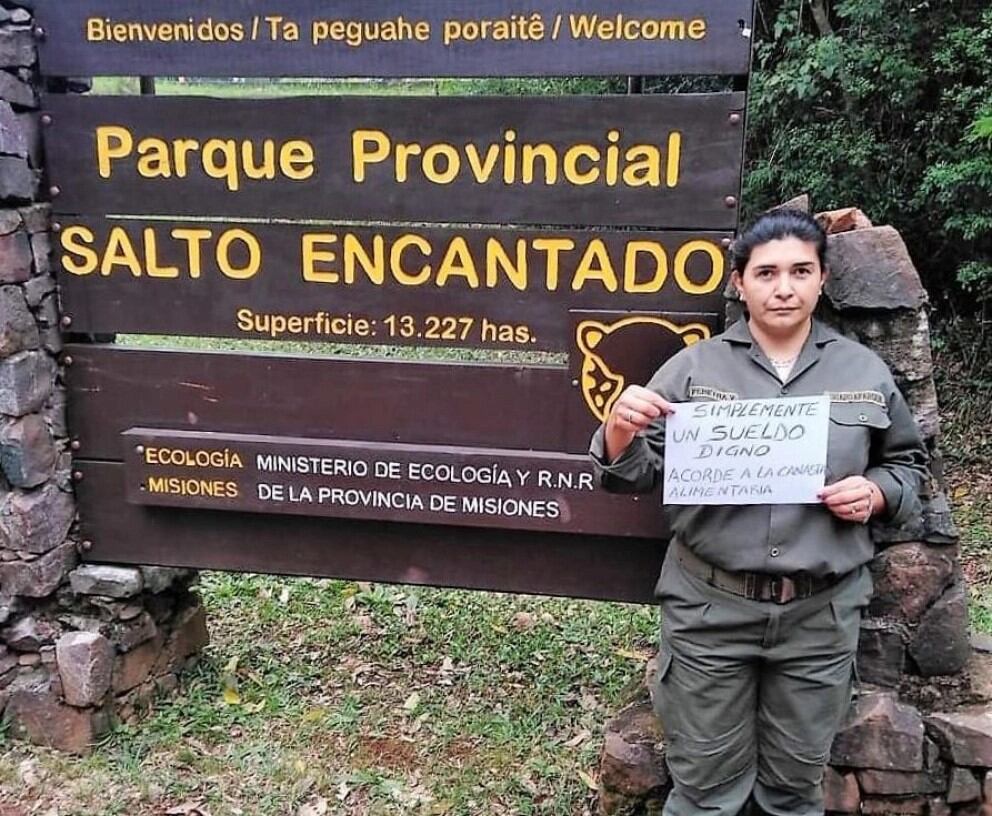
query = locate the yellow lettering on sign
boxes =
[171,228,212,279]
[390,234,432,285]
[485,237,527,291]
[94,126,315,190]
[673,240,724,295]
[344,234,385,284]
[302,233,339,283]
[572,239,618,292]
[533,238,575,291]
[101,226,142,277]
[216,229,261,280]
[143,228,179,278]
[96,126,133,178]
[60,226,98,276]
[352,129,390,182]
[624,241,668,293]
[436,237,480,288]
[562,145,600,185]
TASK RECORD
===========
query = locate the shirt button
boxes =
[859,413,868,422]
[780,387,789,395]
[770,547,781,557]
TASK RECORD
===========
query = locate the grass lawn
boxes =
[0,581,658,816]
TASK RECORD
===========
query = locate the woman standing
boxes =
[590,210,928,816]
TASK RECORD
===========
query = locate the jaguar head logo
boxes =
[575,316,710,423]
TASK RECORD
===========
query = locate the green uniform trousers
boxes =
[652,547,872,816]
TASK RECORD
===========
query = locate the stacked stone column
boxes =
[0,3,209,754]
[598,201,992,815]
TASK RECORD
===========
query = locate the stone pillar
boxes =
[0,4,209,754]
[597,202,992,815]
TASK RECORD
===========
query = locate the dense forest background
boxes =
[744,0,991,321]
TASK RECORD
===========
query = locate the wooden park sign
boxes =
[37,0,754,78]
[38,0,754,603]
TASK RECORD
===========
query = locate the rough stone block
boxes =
[926,708,992,767]
[926,797,950,816]
[824,227,927,311]
[111,611,157,653]
[598,699,670,816]
[42,388,67,438]
[869,543,955,621]
[0,101,27,157]
[56,631,113,707]
[0,482,73,554]
[39,324,61,355]
[3,685,107,754]
[0,229,32,282]
[69,565,143,599]
[0,540,77,597]
[769,194,810,213]
[34,291,57,329]
[909,581,971,676]
[0,155,35,201]
[856,766,946,796]
[0,71,36,109]
[984,768,992,800]
[0,350,55,415]
[946,767,981,803]
[816,207,873,234]
[0,208,20,235]
[830,692,924,771]
[822,766,860,813]
[0,413,55,487]
[2,614,57,650]
[0,29,36,68]
[0,285,36,357]
[18,203,48,234]
[112,631,164,694]
[154,601,208,673]
[857,619,907,687]
[859,796,927,814]
[28,230,48,275]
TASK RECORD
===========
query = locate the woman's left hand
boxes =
[819,476,885,524]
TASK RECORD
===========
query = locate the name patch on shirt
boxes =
[826,390,886,407]
[688,385,739,402]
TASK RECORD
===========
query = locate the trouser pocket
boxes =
[655,644,755,792]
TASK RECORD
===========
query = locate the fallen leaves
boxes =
[165,801,211,816]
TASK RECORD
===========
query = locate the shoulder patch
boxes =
[826,390,886,407]
[688,385,739,402]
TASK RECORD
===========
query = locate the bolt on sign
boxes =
[37,0,755,603]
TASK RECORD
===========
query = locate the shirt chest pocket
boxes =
[826,402,891,481]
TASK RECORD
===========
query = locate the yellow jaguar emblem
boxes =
[575,316,710,423]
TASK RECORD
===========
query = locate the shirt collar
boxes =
[720,318,839,348]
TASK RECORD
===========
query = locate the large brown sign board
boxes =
[45,0,751,601]
[57,216,729,350]
[44,93,746,229]
[36,0,755,78]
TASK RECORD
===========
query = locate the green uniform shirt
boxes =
[590,319,928,579]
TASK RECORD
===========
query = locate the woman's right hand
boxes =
[603,385,676,462]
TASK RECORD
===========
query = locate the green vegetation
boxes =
[744,0,992,310]
[0,580,658,815]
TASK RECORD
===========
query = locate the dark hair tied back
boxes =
[731,209,827,273]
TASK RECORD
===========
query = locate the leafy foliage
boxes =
[744,0,992,308]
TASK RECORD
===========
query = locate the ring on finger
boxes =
[627,411,634,424]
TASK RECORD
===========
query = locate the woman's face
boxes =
[733,236,825,338]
